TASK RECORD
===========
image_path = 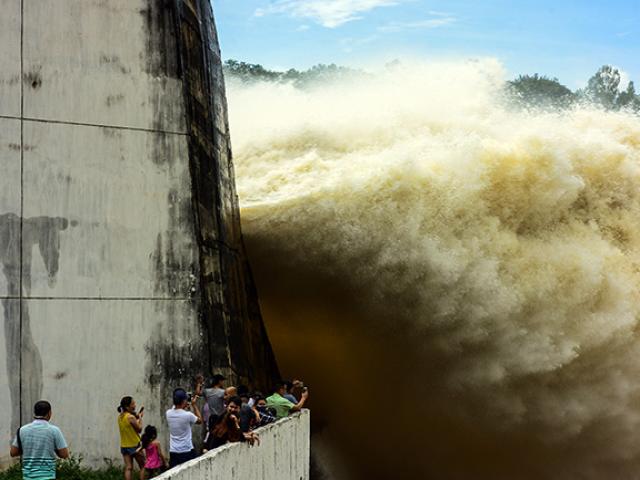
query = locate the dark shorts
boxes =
[121,445,140,456]
[169,449,197,468]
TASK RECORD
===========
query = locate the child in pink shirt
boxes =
[140,425,167,478]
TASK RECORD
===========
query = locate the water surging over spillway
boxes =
[228,60,640,479]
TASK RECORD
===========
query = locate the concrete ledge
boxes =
[155,410,310,480]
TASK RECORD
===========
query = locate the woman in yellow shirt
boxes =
[118,396,145,480]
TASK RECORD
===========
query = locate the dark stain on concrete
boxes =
[24,69,42,90]
[8,75,21,86]
[99,54,131,75]
[9,144,36,152]
[0,75,22,87]
[148,131,173,167]
[101,128,122,140]
[53,371,67,380]
[144,300,206,389]
[140,1,180,79]
[150,187,197,298]
[0,213,69,429]
[141,0,184,134]
[56,173,72,186]
[105,94,125,107]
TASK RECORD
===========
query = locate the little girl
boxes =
[140,426,167,479]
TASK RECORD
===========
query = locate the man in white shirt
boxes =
[166,388,203,468]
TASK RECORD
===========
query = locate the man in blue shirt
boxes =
[10,400,69,480]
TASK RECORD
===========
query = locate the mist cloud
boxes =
[228,60,640,479]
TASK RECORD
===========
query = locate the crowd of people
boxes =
[9,376,309,480]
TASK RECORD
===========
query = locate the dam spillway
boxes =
[0,0,279,465]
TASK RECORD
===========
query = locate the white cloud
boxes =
[339,34,379,52]
[379,15,456,32]
[255,0,405,28]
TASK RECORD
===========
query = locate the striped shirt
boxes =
[11,420,67,480]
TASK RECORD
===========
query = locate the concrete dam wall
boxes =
[0,0,279,466]
[155,411,310,480]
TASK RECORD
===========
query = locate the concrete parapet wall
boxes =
[156,411,311,480]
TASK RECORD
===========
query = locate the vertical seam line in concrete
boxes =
[19,0,24,426]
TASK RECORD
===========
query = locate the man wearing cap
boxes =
[166,389,203,468]
[9,400,69,480]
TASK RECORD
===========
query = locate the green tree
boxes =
[582,65,621,109]
[507,74,575,110]
[616,81,640,111]
[222,59,368,88]
[223,60,280,83]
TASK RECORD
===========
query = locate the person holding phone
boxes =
[166,388,202,468]
[266,381,310,419]
[117,396,145,480]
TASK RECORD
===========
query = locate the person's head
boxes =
[118,396,136,414]
[255,395,267,408]
[274,381,287,396]
[141,425,157,448]
[237,385,249,395]
[284,381,294,393]
[237,384,249,402]
[224,386,237,402]
[173,388,189,409]
[210,374,225,388]
[226,396,242,416]
[34,400,52,420]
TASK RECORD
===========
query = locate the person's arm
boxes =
[10,431,21,457]
[194,375,204,397]
[230,414,241,430]
[191,396,203,425]
[289,390,309,413]
[128,412,143,433]
[242,431,260,446]
[55,447,70,459]
[54,428,69,459]
[155,440,169,466]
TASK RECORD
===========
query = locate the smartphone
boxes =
[139,406,144,414]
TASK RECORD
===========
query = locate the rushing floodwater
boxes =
[228,60,640,479]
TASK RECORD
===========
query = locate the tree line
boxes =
[223,59,369,88]
[507,66,640,112]
[223,60,640,113]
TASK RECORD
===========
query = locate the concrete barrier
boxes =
[155,410,310,480]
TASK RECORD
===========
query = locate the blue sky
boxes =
[212,0,640,88]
